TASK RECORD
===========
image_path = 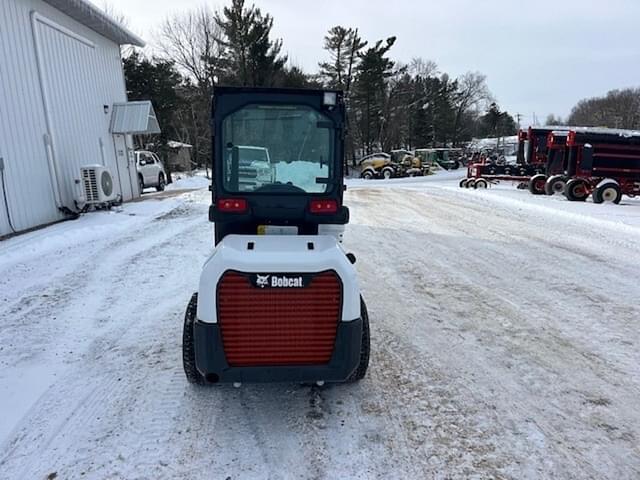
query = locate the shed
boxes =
[166,141,194,172]
[0,0,156,237]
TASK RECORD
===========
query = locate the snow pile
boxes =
[468,136,518,154]
[166,171,210,190]
[275,161,328,192]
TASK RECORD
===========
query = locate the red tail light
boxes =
[309,199,338,214]
[217,198,248,213]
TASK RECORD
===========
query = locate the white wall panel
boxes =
[0,0,131,237]
[0,0,60,235]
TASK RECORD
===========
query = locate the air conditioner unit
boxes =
[80,165,117,205]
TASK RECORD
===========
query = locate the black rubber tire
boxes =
[564,178,589,202]
[545,175,567,196]
[459,178,468,188]
[361,170,374,180]
[474,178,488,189]
[346,297,370,383]
[138,175,145,194]
[183,293,206,385]
[466,178,476,189]
[593,182,622,204]
[528,174,547,195]
[156,173,166,192]
[382,168,393,180]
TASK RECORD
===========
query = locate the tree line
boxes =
[548,88,640,130]
[122,0,517,174]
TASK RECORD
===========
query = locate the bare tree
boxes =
[155,5,223,92]
[568,88,640,129]
[545,114,565,126]
[452,71,492,145]
[101,1,130,28]
[101,2,137,57]
[408,57,438,78]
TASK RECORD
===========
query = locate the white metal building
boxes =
[0,0,159,237]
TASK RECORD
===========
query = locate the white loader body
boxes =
[197,235,361,324]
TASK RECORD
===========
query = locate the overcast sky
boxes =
[99,0,640,125]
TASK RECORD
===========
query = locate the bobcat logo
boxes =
[256,274,270,288]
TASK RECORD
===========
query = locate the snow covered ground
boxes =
[1,172,640,479]
[165,171,211,191]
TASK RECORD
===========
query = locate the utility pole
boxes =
[516,113,522,129]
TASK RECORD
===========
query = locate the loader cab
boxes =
[209,87,348,244]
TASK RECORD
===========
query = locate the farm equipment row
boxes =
[359,148,462,180]
[461,126,640,204]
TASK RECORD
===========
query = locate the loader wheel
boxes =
[382,168,394,180]
[593,182,622,204]
[347,296,370,383]
[545,175,567,196]
[528,174,547,195]
[564,178,589,202]
[183,293,205,385]
[361,169,374,180]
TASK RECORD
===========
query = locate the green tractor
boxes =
[415,148,462,170]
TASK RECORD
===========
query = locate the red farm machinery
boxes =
[559,128,640,204]
[527,130,570,195]
[460,126,570,189]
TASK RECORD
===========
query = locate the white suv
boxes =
[234,146,275,191]
[136,151,167,193]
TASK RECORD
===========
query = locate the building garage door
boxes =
[33,15,123,207]
[0,4,62,236]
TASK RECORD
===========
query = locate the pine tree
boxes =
[351,37,396,154]
[319,26,367,93]
[215,0,287,87]
[123,51,183,180]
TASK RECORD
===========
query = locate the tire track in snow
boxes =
[347,187,640,479]
[0,201,212,478]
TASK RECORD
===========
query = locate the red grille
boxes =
[218,271,342,366]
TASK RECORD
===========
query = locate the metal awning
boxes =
[43,0,145,46]
[110,101,161,135]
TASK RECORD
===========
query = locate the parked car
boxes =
[227,146,276,191]
[136,151,167,193]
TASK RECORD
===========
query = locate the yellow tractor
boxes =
[359,150,429,179]
[391,150,430,177]
[359,153,397,179]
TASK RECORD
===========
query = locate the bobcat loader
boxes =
[182,86,370,385]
